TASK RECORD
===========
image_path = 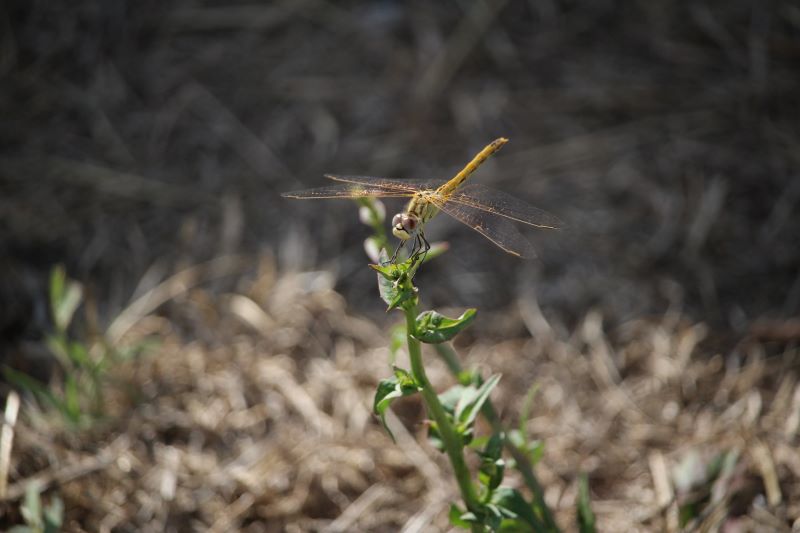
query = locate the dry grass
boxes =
[2,256,798,531]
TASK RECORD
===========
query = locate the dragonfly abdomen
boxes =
[436,137,508,196]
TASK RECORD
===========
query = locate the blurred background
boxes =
[3,0,799,329]
[2,0,800,531]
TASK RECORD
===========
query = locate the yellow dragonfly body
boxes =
[282,138,561,259]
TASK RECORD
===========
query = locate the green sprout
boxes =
[3,266,151,429]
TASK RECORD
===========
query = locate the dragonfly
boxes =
[281,138,562,261]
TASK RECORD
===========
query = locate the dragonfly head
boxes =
[391,212,419,240]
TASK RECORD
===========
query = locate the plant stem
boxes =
[403,302,482,523]
[434,343,559,531]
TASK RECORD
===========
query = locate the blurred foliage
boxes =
[8,483,63,533]
[3,266,150,429]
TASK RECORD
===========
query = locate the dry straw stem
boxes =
[0,392,20,499]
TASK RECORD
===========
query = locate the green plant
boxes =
[359,198,594,532]
[9,483,63,533]
[3,266,147,428]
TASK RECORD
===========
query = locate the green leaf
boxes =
[3,367,62,412]
[21,486,42,527]
[43,495,64,533]
[448,504,477,529]
[525,440,545,466]
[438,384,467,415]
[67,341,92,368]
[484,503,504,530]
[479,457,506,493]
[371,258,418,311]
[508,430,546,467]
[49,267,65,317]
[518,383,540,438]
[577,474,596,533]
[483,431,504,462]
[50,266,83,333]
[370,261,398,281]
[468,434,491,450]
[491,487,539,528]
[413,309,476,344]
[427,422,444,451]
[373,367,420,440]
[478,433,506,495]
[456,373,501,430]
[388,323,406,364]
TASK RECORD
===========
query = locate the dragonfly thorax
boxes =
[391,212,420,240]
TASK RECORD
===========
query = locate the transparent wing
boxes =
[433,199,538,259]
[441,183,563,229]
[281,182,415,199]
[325,174,447,193]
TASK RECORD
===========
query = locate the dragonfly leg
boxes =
[418,232,431,264]
[411,234,423,259]
[408,233,430,280]
[387,239,405,264]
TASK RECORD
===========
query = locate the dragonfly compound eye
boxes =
[403,215,418,231]
[392,214,403,228]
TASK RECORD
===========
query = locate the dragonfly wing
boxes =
[445,183,563,229]
[325,175,447,193]
[434,199,538,259]
[281,183,413,199]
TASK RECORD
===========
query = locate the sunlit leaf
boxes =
[437,385,466,415]
[577,474,596,533]
[456,373,501,430]
[413,309,476,344]
[50,266,83,333]
[449,504,478,529]
[491,487,539,528]
[371,254,418,311]
[21,483,43,528]
[373,367,419,440]
[388,323,406,364]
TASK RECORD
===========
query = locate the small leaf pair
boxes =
[449,487,536,531]
[371,256,419,311]
[372,367,420,441]
[414,309,476,344]
[430,374,502,450]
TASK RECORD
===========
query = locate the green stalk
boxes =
[403,302,482,527]
[434,343,559,531]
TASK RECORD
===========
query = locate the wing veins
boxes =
[428,198,538,259]
[437,185,562,229]
[281,183,413,199]
[325,174,446,193]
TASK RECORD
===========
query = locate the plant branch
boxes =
[433,343,558,531]
[403,302,482,526]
